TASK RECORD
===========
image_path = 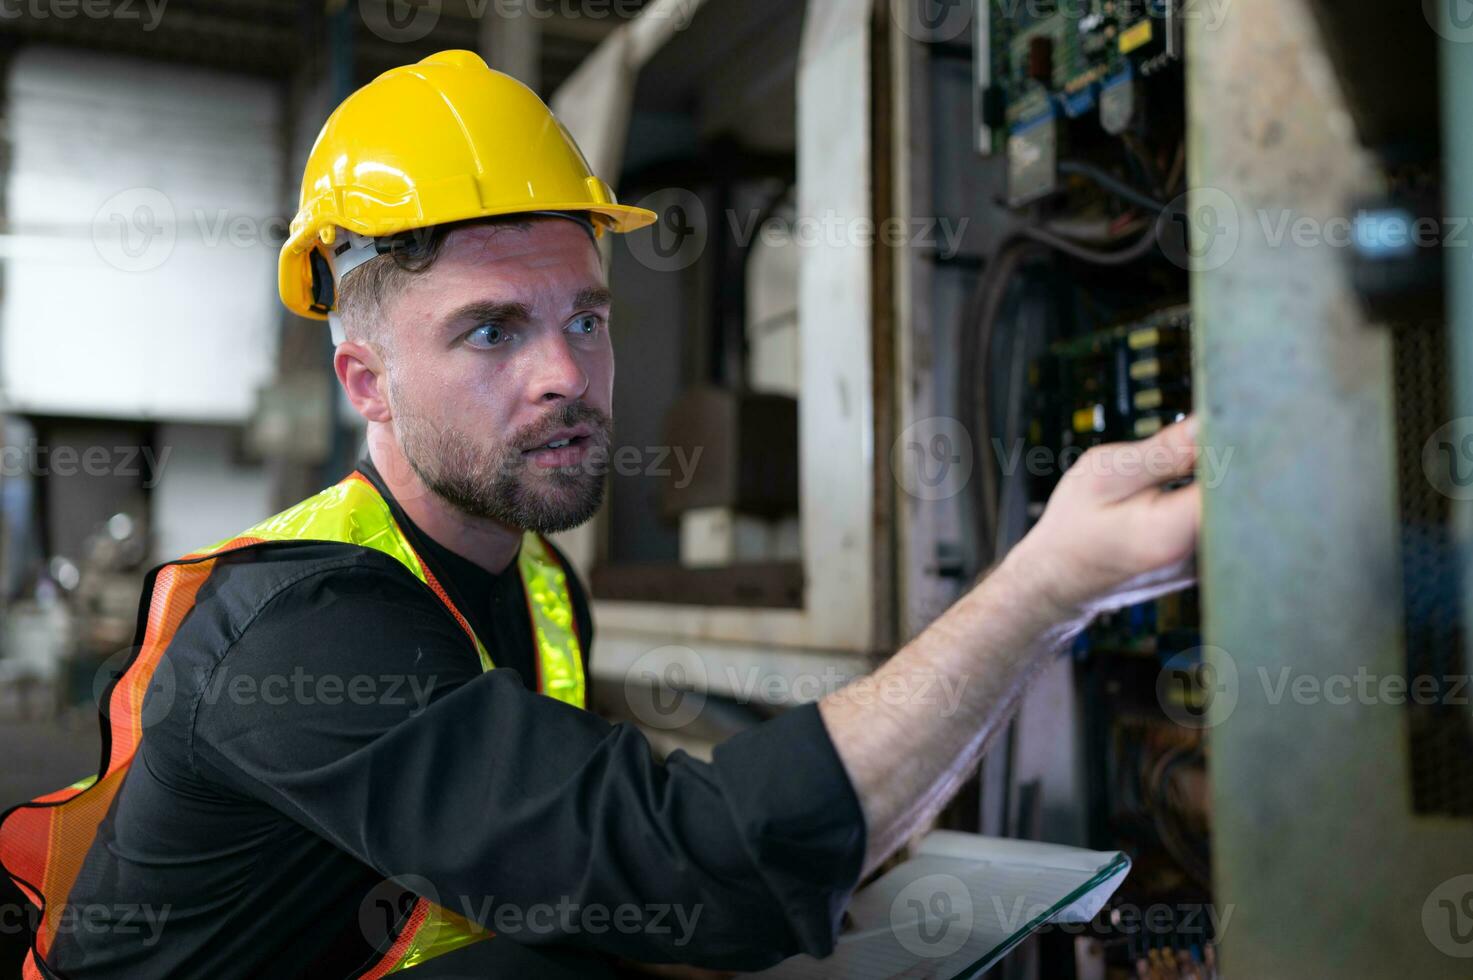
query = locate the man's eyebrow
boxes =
[441,300,533,330]
[572,286,613,311]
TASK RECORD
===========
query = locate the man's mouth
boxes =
[523,426,593,452]
[522,426,595,468]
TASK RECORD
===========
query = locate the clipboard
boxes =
[745,831,1131,979]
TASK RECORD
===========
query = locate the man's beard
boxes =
[393,392,612,535]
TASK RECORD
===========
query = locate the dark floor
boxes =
[0,714,105,979]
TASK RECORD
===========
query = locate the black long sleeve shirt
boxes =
[43,461,866,978]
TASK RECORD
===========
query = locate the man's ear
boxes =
[334,340,392,424]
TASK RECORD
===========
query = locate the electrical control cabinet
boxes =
[898,0,1472,975]
[914,1,1209,973]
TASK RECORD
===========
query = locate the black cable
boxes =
[959,163,1168,565]
[995,284,1033,561]
[959,240,1050,567]
[1120,133,1166,200]
[1018,221,1161,266]
[1059,159,1169,213]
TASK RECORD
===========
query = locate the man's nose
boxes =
[529,330,590,404]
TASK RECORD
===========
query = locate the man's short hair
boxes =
[335,213,596,350]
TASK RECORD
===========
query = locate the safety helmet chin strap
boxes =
[320,212,601,346]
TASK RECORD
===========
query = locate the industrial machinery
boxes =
[944,4,1209,974]
[897,0,1471,975]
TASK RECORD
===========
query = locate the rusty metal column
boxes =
[1190,0,1473,975]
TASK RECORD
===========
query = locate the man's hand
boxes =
[1001,415,1201,623]
[819,414,1204,877]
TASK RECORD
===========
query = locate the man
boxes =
[0,51,1200,978]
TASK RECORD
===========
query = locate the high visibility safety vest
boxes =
[0,471,587,978]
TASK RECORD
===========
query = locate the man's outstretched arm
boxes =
[820,416,1201,875]
[170,419,1198,973]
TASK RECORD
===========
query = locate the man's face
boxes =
[379,218,615,533]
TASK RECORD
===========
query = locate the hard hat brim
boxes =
[279,202,657,321]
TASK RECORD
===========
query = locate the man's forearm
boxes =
[817,546,1086,877]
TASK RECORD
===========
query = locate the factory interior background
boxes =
[0,0,1470,976]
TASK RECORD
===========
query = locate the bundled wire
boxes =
[1018,220,1161,265]
[1060,159,1170,212]
[960,140,1184,562]
[959,241,1051,564]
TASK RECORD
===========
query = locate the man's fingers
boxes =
[1077,414,1199,503]
[1152,412,1199,461]
[1136,480,1202,566]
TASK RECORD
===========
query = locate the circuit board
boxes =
[987,0,1180,137]
[1028,303,1192,451]
[1027,304,1195,655]
[981,0,1184,204]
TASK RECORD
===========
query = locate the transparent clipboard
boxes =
[745,831,1131,980]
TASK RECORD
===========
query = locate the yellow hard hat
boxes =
[278,49,656,320]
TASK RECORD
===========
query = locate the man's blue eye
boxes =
[468,323,508,349]
[570,315,600,336]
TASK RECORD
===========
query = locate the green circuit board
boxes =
[988,0,1177,145]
